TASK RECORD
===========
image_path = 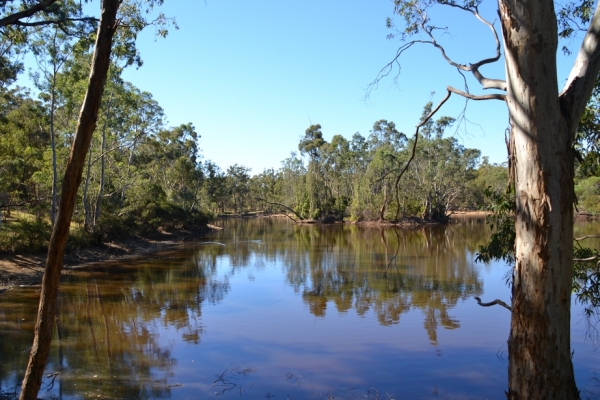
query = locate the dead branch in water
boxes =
[475,296,512,311]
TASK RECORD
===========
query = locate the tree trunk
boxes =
[83,145,93,229]
[500,0,578,398]
[50,89,57,226]
[94,94,111,227]
[19,1,120,398]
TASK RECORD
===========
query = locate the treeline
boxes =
[1,46,514,253]
[248,105,508,223]
[3,15,599,253]
[0,23,212,251]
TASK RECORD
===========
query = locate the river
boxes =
[0,217,598,399]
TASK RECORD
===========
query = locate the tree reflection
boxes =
[295,224,482,343]
[209,218,484,344]
[0,217,488,398]
[0,252,230,399]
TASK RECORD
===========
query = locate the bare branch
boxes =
[575,234,600,241]
[366,41,420,97]
[371,2,506,101]
[573,256,599,262]
[448,85,506,101]
[475,296,512,311]
[421,3,506,91]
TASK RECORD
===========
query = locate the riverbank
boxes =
[0,224,219,292]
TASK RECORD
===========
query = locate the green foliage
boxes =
[475,187,516,264]
[573,244,600,317]
[575,176,600,215]
[0,219,51,253]
[476,188,600,320]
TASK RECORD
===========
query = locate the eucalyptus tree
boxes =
[298,124,327,218]
[378,0,600,397]
[202,160,227,214]
[20,1,174,397]
[226,164,251,213]
[366,119,406,220]
[464,157,508,209]
[138,123,201,212]
[407,135,480,220]
[279,152,306,217]
[115,86,164,209]
[249,168,281,212]
[320,135,353,218]
[0,88,49,220]
[30,24,74,225]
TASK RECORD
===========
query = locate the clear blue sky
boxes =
[97,2,578,175]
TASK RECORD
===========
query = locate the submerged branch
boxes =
[475,296,512,311]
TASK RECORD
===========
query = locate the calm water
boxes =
[0,217,599,399]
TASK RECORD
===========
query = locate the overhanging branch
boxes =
[0,0,57,28]
[448,86,506,101]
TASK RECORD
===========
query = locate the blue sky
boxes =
[105,1,575,174]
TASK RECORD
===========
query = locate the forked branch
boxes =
[370,1,507,99]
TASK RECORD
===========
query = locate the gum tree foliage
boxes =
[378,0,600,398]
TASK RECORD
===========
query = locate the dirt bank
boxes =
[0,224,219,292]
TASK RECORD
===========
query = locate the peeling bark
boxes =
[499,0,579,397]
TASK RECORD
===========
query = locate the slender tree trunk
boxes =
[83,146,93,229]
[19,2,120,398]
[94,98,110,227]
[500,1,578,398]
[50,89,57,226]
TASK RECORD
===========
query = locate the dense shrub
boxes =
[0,220,51,253]
[575,176,600,215]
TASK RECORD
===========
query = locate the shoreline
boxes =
[0,224,219,292]
[1,211,596,292]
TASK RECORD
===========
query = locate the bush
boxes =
[0,220,51,253]
[575,176,600,215]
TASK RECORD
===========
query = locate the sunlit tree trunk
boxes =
[19,1,120,398]
[500,0,597,397]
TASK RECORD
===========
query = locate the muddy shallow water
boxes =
[0,217,598,399]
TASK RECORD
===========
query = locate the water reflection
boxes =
[1,252,230,398]
[3,217,592,399]
[204,218,484,343]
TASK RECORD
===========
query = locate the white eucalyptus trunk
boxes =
[500,0,578,397]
